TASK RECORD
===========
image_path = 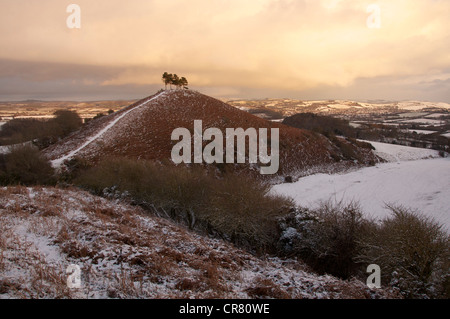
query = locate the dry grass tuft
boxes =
[246,277,291,299]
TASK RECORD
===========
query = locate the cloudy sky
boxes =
[0,0,449,101]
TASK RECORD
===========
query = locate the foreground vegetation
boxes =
[0,186,396,299]
[0,145,448,299]
[278,201,449,299]
[75,158,292,253]
[73,157,449,299]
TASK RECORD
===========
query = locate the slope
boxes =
[44,90,378,176]
[0,186,397,299]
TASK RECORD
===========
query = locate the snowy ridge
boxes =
[51,91,166,167]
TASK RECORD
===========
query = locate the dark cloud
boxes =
[0,59,161,100]
[0,58,449,103]
[0,1,449,102]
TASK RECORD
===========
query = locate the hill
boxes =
[43,90,378,177]
[0,186,397,299]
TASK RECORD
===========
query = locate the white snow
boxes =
[272,142,450,233]
[400,118,443,125]
[368,141,441,162]
[426,113,448,118]
[397,101,450,111]
[0,145,9,154]
[349,122,363,128]
[0,141,35,154]
[398,112,428,118]
[404,129,437,135]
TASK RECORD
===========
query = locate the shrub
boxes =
[204,173,292,250]
[75,158,293,252]
[0,144,55,185]
[283,113,356,138]
[278,202,449,298]
[0,110,82,148]
[357,205,449,299]
[57,156,93,184]
[277,200,374,279]
[52,110,82,137]
[0,119,47,145]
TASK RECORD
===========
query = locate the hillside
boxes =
[43,90,378,177]
[0,186,397,299]
[227,98,450,117]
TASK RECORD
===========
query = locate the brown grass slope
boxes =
[44,90,377,176]
[0,186,398,299]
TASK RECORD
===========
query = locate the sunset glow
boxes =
[0,0,449,101]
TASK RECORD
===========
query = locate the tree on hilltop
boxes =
[162,72,189,90]
[162,72,173,90]
[180,77,188,89]
[172,74,180,90]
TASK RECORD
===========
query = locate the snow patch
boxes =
[367,141,441,162]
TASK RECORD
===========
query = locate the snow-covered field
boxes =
[272,142,450,233]
[0,141,34,155]
[397,101,450,111]
[426,113,448,118]
[406,130,436,135]
[400,118,443,126]
[368,141,441,162]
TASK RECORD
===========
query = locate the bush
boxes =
[283,113,356,138]
[57,156,93,184]
[205,173,292,249]
[75,158,293,252]
[0,110,82,148]
[357,205,449,299]
[0,144,55,185]
[278,202,449,298]
[278,200,374,279]
[0,119,47,145]
[52,110,82,137]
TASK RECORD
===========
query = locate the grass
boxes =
[0,186,402,299]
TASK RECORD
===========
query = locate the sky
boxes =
[0,0,449,102]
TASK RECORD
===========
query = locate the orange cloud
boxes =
[0,0,449,101]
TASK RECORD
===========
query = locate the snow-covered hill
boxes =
[272,142,450,233]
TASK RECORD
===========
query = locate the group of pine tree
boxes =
[162,72,188,90]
